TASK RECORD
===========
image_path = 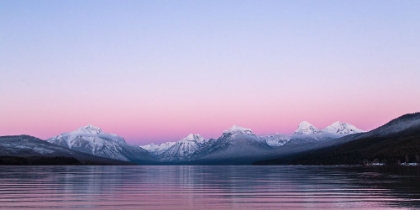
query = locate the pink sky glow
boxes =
[1,1,419,144]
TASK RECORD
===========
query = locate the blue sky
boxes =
[1,0,419,143]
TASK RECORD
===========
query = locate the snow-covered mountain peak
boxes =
[323,121,364,134]
[46,125,156,162]
[182,134,205,143]
[140,142,176,156]
[298,121,312,127]
[73,124,103,135]
[295,121,321,135]
[52,124,127,144]
[224,125,253,135]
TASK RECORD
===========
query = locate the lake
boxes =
[0,166,419,209]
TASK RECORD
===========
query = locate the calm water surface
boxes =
[0,165,419,210]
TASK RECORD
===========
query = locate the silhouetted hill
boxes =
[254,113,420,165]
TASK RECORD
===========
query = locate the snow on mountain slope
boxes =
[222,125,254,136]
[73,124,103,135]
[215,125,263,143]
[323,122,364,134]
[262,121,363,147]
[142,125,270,162]
[255,113,420,165]
[140,142,176,156]
[158,134,207,162]
[294,121,321,135]
[146,122,365,163]
[182,133,206,143]
[188,126,272,163]
[355,112,420,138]
[262,133,291,147]
[0,135,73,156]
[47,125,153,163]
[213,125,268,147]
[0,135,130,164]
[286,121,364,145]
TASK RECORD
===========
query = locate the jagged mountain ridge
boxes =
[187,125,273,164]
[254,112,420,165]
[294,121,321,135]
[139,122,364,163]
[140,142,176,156]
[157,134,207,162]
[286,121,364,145]
[1,121,363,164]
[0,135,131,165]
[323,121,365,134]
[261,133,291,147]
[3,114,417,165]
[47,125,154,163]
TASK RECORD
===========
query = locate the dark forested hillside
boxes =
[0,156,81,165]
[254,113,420,165]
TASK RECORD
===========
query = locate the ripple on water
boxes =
[0,166,419,210]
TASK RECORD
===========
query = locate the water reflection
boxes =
[0,166,419,209]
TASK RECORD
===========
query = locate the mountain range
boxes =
[47,124,154,164]
[1,113,419,165]
[254,113,420,165]
[139,122,364,162]
[0,135,132,165]
[43,121,364,164]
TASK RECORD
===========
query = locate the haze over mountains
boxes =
[1,113,419,165]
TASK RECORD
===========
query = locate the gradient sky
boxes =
[1,0,419,144]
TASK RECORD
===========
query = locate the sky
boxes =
[1,0,419,144]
